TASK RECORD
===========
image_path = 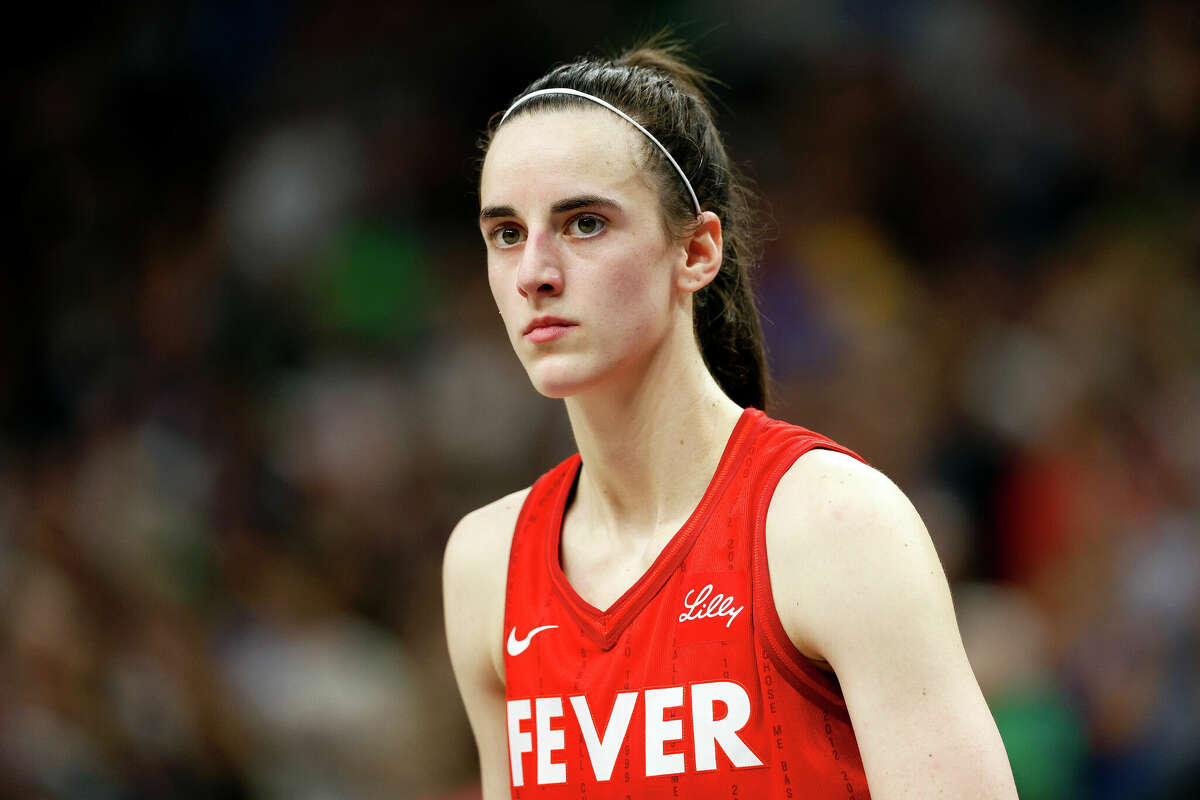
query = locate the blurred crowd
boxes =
[3,1,1198,798]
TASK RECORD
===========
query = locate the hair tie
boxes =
[499,87,702,216]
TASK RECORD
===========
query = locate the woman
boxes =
[443,41,1017,799]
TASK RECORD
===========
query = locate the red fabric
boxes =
[503,408,871,799]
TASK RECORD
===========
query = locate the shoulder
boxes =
[768,447,921,546]
[443,489,535,794]
[764,453,1018,796]
[444,486,530,577]
[764,447,940,660]
[443,487,531,682]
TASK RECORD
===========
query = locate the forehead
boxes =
[480,108,652,210]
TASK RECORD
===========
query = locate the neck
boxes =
[563,334,744,539]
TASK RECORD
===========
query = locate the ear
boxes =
[676,211,723,294]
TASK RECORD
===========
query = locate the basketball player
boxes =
[443,42,1017,799]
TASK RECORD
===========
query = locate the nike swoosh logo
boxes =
[507,624,558,656]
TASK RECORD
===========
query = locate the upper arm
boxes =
[443,490,527,800]
[766,451,1017,799]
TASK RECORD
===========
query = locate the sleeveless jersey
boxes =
[503,408,871,799]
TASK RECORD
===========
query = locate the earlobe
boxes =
[678,211,724,294]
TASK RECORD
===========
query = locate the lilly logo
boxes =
[678,584,744,629]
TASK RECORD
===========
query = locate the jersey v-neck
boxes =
[543,407,761,650]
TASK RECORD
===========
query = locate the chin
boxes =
[523,359,605,399]
[527,373,590,400]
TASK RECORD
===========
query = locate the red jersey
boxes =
[503,408,871,799]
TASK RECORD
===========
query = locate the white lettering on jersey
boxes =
[508,682,763,787]
[535,697,567,784]
[678,584,744,628]
[692,681,764,769]
[507,698,532,786]
[645,686,686,776]
[569,692,638,781]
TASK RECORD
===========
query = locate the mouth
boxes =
[523,316,577,343]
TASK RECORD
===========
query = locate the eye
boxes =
[566,214,606,238]
[490,224,526,249]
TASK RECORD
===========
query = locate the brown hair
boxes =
[483,37,768,410]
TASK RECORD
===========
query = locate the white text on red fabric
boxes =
[506,681,764,786]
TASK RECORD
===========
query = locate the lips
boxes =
[523,316,577,343]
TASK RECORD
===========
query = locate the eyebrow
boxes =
[479,194,621,223]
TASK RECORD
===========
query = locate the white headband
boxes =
[499,87,702,216]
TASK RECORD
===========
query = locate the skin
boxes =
[443,107,1017,799]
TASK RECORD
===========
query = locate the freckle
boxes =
[922,688,927,695]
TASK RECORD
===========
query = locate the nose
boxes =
[516,229,564,299]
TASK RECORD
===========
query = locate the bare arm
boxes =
[443,490,528,800]
[767,450,1017,799]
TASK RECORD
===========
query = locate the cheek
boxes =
[486,262,514,323]
[608,247,675,328]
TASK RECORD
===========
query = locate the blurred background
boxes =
[3,0,1198,798]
